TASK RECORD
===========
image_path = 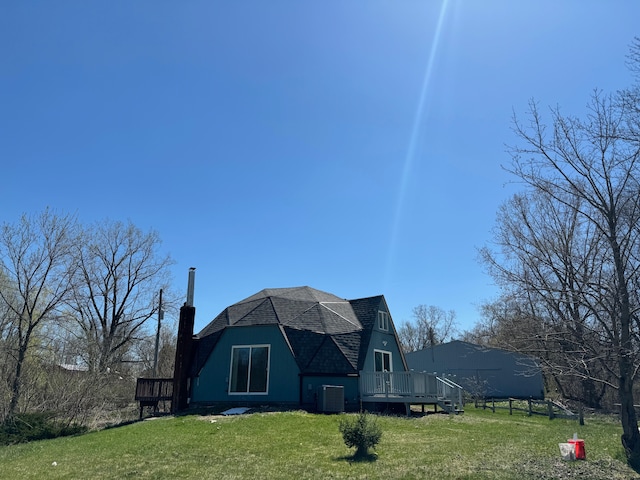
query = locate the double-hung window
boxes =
[229,345,270,394]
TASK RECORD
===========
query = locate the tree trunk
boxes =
[582,378,601,410]
[620,357,640,468]
[612,235,640,468]
[7,341,28,419]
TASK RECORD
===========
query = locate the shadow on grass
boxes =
[334,452,379,463]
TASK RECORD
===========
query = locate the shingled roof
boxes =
[192,286,383,376]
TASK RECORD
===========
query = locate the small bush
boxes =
[0,412,87,445]
[338,412,382,457]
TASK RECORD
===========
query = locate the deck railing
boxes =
[135,377,174,402]
[135,377,174,418]
[359,371,463,409]
[436,375,464,408]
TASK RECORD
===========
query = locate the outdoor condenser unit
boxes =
[318,385,344,413]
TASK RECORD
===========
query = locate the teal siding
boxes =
[300,376,359,410]
[191,325,300,405]
[190,296,407,409]
[362,300,407,374]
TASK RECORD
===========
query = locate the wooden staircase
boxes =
[438,398,464,414]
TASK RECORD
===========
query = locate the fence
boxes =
[475,397,584,425]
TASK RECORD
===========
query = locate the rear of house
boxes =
[138,283,467,416]
[185,287,407,412]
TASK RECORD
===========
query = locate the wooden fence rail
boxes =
[475,397,584,425]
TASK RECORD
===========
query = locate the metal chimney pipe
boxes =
[186,267,196,306]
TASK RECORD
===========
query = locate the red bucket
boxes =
[568,439,585,460]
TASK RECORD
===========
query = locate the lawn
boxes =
[0,406,637,479]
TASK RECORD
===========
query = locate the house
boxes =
[139,281,465,416]
[184,286,409,412]
[404,340,544,400]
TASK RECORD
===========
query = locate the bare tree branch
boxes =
[67,220,174,373]
[0,209,78,419]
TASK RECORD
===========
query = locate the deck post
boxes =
[385,372,390,400]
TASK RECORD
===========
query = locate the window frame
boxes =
[228,344,271,395]
[377,310,389,331]
[374,349,393,373]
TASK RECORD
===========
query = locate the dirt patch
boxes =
[514,457,639,480]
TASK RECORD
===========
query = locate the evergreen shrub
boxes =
[338,411,382,457]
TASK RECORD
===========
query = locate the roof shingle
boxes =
[194,287,385,376]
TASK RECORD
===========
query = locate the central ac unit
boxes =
[318,385,344,413]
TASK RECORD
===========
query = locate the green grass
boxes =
[0,406,636,479]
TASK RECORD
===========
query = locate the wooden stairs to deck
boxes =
[438,399,464,414]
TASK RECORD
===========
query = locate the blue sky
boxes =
[1,1,638,334]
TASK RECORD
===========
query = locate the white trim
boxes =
[373,349,393,393]
[228,344,271,395]
[373,349,393,372]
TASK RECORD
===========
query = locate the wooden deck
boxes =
[134,372,463,417]
[135,378,174,417]
[359,371,463,413]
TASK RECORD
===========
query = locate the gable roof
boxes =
[193,287,387,376]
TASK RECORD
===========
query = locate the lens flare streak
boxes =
[385,0,452,285]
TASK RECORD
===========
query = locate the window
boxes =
[374,349,392,372]
[229,345,270,394]
[377,311,389,331]
[374,349,393,393]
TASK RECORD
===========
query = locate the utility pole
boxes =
[153,288,163,377]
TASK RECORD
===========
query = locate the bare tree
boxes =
[134,327,177,378]
[626,36,640,82]
[461,294,528,348]
[398,305,457,353]
[483,82,640,465]
[0,269,17,421]
[0,209,78,419]
[68,220,174,373]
